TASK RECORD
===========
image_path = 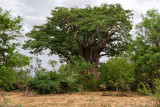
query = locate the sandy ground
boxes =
[0,91,156,107]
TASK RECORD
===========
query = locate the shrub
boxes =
[27,71,61,94]
[134,51,160,87]
[58,65,79,92]
[27,56,99,94]
[0,67,16,91]
[138,78,160,106]
[27,66,80,94]
[99,56,135,92]
[58,56,98,91]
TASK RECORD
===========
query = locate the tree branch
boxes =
[109,37,121,42]
[49,47,71,62]
[100,53,114,57]
[95,29,118,52]
[103,45,118,52]
[73,25,79,39]
[88,26,99,47]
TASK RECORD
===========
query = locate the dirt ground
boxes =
[0,91,156,107]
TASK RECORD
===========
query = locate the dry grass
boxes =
[0,91,156,107]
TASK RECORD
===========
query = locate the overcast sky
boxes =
[0,0,160,69]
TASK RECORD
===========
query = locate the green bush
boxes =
[99,56,135,92]
[0,67,16,91]
[27,66,79,94]
[27,56,99,94]
[58,56,98,91]
[58,57,98,91]
[138,78,160,106]
[75,74,98,91]
[27,71,61,94]
[69,56,98,91]
[58,65,79,92]
[132,9,160,90]
[134,50,160,86]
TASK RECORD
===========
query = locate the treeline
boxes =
[0,4,160,100]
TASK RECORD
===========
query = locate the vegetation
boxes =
[0,4,160,106]
[23,4,133,68]
[99,56,135,92]
[26,56,97,94]
[0,8,31,91]
[133,9,160,106]
[132,9,160,88]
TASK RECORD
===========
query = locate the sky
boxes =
[0,0,160,69]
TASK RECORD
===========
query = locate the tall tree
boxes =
[133,9,160,85]
[23,4,133,67]
[135,9,160,49]
[0,8,30,90]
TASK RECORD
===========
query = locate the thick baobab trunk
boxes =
[80,46,101,78]
[81,46,101,68]
[91,54,101,79]
[92,52,101,68]
[80,46,92,62]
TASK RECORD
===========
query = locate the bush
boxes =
[58,65,79,92]
[138,78,160,106]
[134,51,160,87]
[27,56,99,94]
[26,66,79,94]
[0,67,16,91]
[58,57,98,91]
[0,8,31,91]
[27,71,61,94]
[69,56,98,91]
[99,56,135,92]
[58,56,98,91]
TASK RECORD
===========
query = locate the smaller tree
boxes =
[0,8,31,91]
[138,78,160,106]
[133,9,160,86]
[99,56,135,92]
[58,56,97,91]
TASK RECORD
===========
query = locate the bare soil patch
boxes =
[0,91,155,107]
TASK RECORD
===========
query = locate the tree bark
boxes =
[92,52,101,68]
[78,32,114,78]
[79,44,101,79]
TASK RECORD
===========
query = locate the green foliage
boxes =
[138,83,152,95]
[27,67,79,94]
[0,67,16,91]
[27,71,61,94]
[153,79,160,106]
[13,66,32,90]
[136,9,160,48]
[154,79,160,97]
[134,49,160,85]
[138,79,160,106]
[70,56,95,74]
[0,7,31,91]
[58,65,79,92]
[99,56,135,91]
[23,4,133,67]
[3,5,160,96]
[27,57,79,94]
[58,56,97,91]
[133,9,160,87]
[87,77,99,91]
[48,60,57,71]
[27,56,98,94]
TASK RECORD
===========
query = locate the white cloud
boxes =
[1,0,159,32]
